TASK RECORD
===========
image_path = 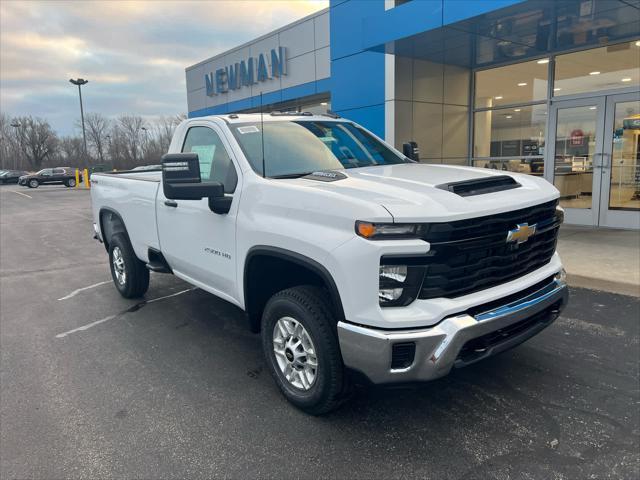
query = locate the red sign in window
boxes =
[569,129,584,146]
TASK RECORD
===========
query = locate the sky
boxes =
[0,0,328,136]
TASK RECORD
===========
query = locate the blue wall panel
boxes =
[329,0,383,60]
[329,0,386,136]
[338,104,385,138]
[362,0,443,50]
[331,52,384,112]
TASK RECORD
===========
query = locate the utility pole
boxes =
[69,78,89,160]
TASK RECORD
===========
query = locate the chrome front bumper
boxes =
[337,273,568,384]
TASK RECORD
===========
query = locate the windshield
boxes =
[230,120,410,178]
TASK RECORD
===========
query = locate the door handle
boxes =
[593,153,611,170]
[164,200,178,208]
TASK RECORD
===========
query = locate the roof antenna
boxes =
[260,91,266,178]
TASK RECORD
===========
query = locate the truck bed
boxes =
[91,171,161,261]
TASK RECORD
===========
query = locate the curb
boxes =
[567,273,640,298]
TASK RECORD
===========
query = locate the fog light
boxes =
[379,263,425,307]
[379,288,404,302]
[555,268,567,285]
[380,265,407,283]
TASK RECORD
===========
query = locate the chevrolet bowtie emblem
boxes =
[507,223,536,244]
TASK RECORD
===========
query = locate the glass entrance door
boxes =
[547,93,640,229]
[548,97,605,226]
[599,93,640,229]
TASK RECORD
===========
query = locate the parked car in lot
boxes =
[19,167,81,188]
[0,170,29,184]
[91,113,568,414]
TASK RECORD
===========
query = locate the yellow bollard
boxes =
[83,168,90,188]
[75,168,80,188]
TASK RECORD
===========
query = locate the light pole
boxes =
[10,122,21,169]
[141,127,149,160]
[105,134,111,159]
[69,78,89,159]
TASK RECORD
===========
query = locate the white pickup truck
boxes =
[91,113,568,414]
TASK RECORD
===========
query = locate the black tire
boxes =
[28,179,39,188]
[261,285,348,415]
[65,178,76,187]
[108,232,150,298]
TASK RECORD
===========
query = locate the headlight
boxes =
[356,221,421,239]
[379,261,425,307]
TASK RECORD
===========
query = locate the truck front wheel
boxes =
[108,233,150,298]
[261,286,348,415]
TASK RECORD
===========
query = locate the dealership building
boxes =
[186,0,640,229]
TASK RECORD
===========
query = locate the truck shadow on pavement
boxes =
[123,283,637,480]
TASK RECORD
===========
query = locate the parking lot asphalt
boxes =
[1,184,639,479]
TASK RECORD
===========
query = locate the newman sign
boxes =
[205,47,287,96]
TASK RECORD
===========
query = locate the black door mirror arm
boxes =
[209,195,232,214]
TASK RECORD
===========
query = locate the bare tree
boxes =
[139,114,185,165]
[155,114,185,152]
[0,114,28,170]
[0,114,14,169]
[12,116,58,170]
[116,115,144,167]
[58,136,85,167]
[83,112,111,164]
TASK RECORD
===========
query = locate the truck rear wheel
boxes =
[261,285,348,415]
[108,233,149,298]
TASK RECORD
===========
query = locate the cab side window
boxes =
[181,126,238,193]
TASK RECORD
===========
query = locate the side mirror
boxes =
[402,141,420,162]
[162,153,230,214]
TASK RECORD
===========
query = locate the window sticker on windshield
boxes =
[237,126,260,134]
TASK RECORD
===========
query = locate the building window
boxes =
[472,59,548,173]
[554,40,640,97]
[475,59,549,108]
[473,104,547,173]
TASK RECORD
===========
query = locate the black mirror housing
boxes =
[402,141,420,161]
[162,152,225,201]
[162,153,201,184]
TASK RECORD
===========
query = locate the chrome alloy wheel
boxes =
[112,246,126,286]
[273,316,318,390]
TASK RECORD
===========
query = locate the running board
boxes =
[146,248,173,274]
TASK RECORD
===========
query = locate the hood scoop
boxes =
[436,175,521,197]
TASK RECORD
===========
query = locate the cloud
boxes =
[0,0,328,136]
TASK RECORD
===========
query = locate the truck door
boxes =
[156,124,241,304]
